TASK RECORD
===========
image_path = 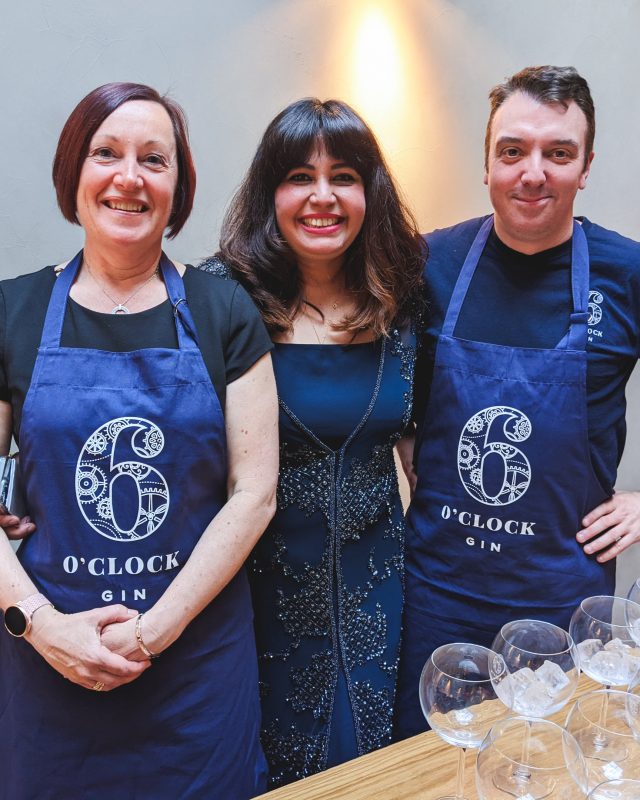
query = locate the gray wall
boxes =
[2,0,638,590]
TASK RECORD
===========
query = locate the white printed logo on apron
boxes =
[587,289,606,344]
[75,417,169,541]
[588,290,603,326]
[457,406,532,506]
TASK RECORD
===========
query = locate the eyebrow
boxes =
[495,136,580,149]
[293,160,352,170]
[95,134,171,148]
[549,138,580,148]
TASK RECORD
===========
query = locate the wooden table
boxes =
[256,675,600,800]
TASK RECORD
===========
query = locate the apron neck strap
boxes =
[39,251,199,350]
[442,216,590,351]
[159,254,200,349]
[441,216,493,337]
[40,251,83,348]
[564,221,590,351]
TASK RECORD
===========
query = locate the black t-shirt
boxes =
[417,216,640,493]
[0,263,273,441]
[459,229,573,347]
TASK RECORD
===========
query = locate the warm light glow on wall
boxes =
[339,1,440,227]
[316,0,458,230]
[352,6,405,134]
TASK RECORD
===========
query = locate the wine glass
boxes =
[490,619,579,717]
[569,596,640,759]
[476,717,588,800]
[488,619,579,798]
[419,642,509,800]
[588,779,640,799]
[570,596,640,687]
[565,690,640,790]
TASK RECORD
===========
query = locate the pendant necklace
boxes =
[84,260,160,314]
[303,299,340,345]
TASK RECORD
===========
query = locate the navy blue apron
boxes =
[0,252,266,799]
[394,217,614,738]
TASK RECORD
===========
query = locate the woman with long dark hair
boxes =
[201,98,425,788]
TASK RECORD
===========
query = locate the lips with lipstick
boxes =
[104,199,149,213]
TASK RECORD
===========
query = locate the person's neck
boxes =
[82,241,163,284]
[298,258,347,306]
[493,217,574,256]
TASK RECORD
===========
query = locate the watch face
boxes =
[4,605,28,637]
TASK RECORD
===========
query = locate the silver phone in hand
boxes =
[0,454,26,518]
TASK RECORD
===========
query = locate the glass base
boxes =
[492,764,555,799]
[573,728,628,762]
[435,796,471,800]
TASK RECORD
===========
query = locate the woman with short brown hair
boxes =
[0,82,277,799]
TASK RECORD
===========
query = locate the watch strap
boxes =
[17,592,51,618]
[4,593,52,638]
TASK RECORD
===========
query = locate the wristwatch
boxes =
[4,593,52,637]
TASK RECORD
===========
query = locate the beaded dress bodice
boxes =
[250,330,416,787]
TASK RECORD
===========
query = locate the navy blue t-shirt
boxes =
[417,216,640,494]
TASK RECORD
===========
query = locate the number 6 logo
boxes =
[588,290,603,326]
[75,417,169,541]
[457,406,532,506]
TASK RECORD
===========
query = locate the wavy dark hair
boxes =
[216,98,425,336]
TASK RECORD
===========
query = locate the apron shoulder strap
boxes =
[442,217,494,337]
[159,254,200,349]
[564,221,590,351]
[39,251,83,349]
[442,217,591,352]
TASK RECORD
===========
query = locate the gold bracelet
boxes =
[135,613,158,659]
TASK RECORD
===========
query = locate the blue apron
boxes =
[0,252,266,799]
[394,217,614,738]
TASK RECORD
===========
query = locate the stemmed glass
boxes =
[569,596,640,759]
[588,779,640,799]
[570,596,640,687]
[488,619,579,798]
[476,717,588,800]
[490,619,579,717]
[419,642,509,800]
[565,690,640,790]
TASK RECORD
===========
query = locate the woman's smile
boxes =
[275,146,365,269]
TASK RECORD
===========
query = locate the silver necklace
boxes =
[84,260,160,314]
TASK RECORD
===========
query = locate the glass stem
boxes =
[454,746,466,800]
[594,688,610,748]
[514,719,532,782]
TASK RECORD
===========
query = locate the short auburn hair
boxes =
[52,82,196,238]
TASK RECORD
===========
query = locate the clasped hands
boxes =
[3,516,162,692]
[27,603,155,693]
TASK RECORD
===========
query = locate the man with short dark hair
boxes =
[394,65,640,738]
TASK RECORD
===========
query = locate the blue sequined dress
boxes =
[250,331,416,788]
